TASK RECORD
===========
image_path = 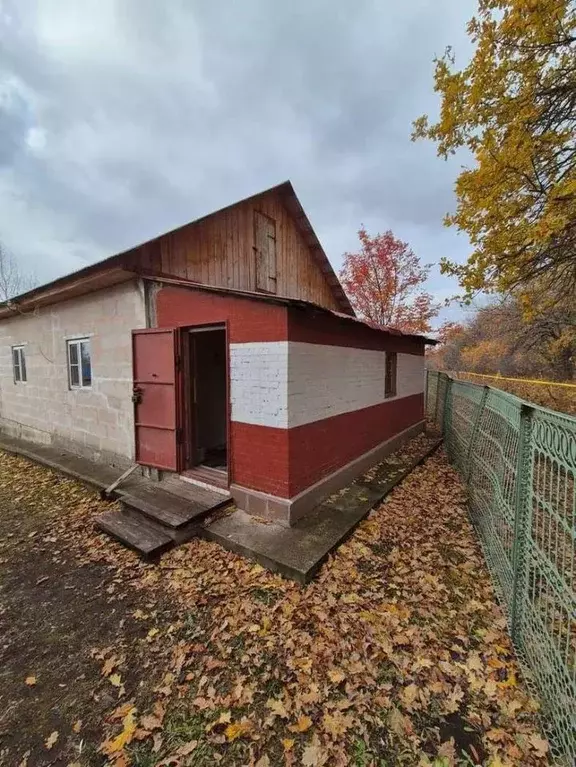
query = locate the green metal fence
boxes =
[426,371,576,764]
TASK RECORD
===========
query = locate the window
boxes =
[12,346,27,383]
[385,352,397,398]
[67,338,92,388]
[254,210,277,293]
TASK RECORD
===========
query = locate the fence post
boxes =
[434,373,441,425]
[442,376,454,458]
[466,385,489,481]
[510,403,534,643]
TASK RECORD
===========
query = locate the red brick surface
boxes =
[155,286,288,343]
[288,393,424,495]
[230,422,290,497]
[230,394,424,498]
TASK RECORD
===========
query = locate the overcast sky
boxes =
[0,0,475,323]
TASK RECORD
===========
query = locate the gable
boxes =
[135,186,351,314]
[1,182,354,317]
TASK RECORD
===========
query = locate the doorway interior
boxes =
[182,325,228,488]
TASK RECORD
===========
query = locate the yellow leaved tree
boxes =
[413,0,576,303]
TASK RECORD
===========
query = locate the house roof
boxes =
[140,273,437,345]
[0,180,354,316]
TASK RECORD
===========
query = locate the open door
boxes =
[132,328,182,471]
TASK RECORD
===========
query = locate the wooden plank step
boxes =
[180,466,229,490]
[95,508,173,557]
[118,489,228,529]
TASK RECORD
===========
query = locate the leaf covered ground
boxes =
[0,443,550,767]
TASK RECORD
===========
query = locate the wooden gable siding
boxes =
[145,190,341,311]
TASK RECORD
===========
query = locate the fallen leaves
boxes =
[288,715,313,733]
[24,676,36,686]
[100,709,136,756]
[44,731,58,750]
[224,719,253,741]
[0,441,552,767]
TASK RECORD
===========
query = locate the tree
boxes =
[339,228,440,333]
[437,287,576,380]
[413,0,576,304]
[0,240,36,302]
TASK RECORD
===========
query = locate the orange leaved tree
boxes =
[339,228,439,333]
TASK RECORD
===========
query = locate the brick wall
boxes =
[0,281,146,464]
[153,284,426,500]
[227,340,425,496]
[229,342,289,428]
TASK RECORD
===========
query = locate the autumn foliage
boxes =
[413,0,576,304]
[339,228,439,333]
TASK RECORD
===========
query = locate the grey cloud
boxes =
[0,0,476,306]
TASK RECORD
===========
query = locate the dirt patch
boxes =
[0,456,181,767]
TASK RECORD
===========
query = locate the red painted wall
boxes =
[154,284,425,499]
[230,422,290,497]
[155,285,288,343]
[288,307,425,355]
[228,395,424,498]
[288,393,424,496]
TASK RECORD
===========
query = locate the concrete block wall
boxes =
[0,280,146,465]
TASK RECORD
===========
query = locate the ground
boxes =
[0,442,550,767]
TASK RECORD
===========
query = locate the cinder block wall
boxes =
[0,280,146,465]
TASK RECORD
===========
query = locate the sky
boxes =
[0,0,476,325]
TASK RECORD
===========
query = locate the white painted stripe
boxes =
[230,342,289,428]
[229,341,424,429]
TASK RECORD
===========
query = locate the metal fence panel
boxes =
[426,370,576,764]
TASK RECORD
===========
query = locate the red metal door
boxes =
[132,328,182,471]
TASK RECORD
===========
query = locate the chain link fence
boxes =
[426,371,576,765]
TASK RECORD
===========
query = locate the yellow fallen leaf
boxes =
[101,711,136,755]
[45,731,59,750]
[25,676,36,686]
[109,673,122,687]
[224,720,252,741]
[282,738,295,750]
[147,627,159,638]
[72,720,82,733]
[498,670,517,688]
[488,757,512,767]
[288,715,313,733]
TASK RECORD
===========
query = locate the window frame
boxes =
[385,351,397,399]
[67,338,92,390]
[12,345,27,384]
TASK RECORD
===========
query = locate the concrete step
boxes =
[95,507,174,557]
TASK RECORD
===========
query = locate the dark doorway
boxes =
[184,327,228,479]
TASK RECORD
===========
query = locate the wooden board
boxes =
[148,189,341,311]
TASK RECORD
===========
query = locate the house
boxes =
[0,181,432,533]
